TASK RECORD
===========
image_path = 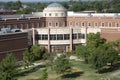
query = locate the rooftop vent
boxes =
[20,14,26,19]
[114,13,118,17]
[88,13,93,17]
[1,28,11,33]
[11,29,21,32]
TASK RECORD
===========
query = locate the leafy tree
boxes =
[30,45,45,60]
[0,53,18,80]
[76,45,90,63]
[4,0,22,10]
[23,49,34,68]
[76,33,105,64]
[90,42,119,72]
[53,54,71,74]
[41,68,48,80]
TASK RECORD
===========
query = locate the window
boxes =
[35,34,41,40]
[49,22,52,27]
[88,22,91,27]
[82,22,84,27]
[45,13,46,16]
[64,34,70,40]
[42,35,48,40]
[108,23,112,27]
[101,22,104,27]
[69,22,72,26]
[49,13,51,16]
[50,35,56,40]
[116,23,119,27]
[78,33,81,39]
[55,22,59,27]
[55,13,58,16]
[94,22,98,27]
[81,34,85,39]
[57,34,63,40]
[75,22,78,27]
[72,34,77,39]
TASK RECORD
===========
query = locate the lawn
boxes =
[17,60,117,80]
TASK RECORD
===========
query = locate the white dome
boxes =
[43,3,67,17]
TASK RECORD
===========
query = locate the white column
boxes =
[48,28,50,53]
[85,27,87,45]
[32,28,35,45]
[70,27,73,51]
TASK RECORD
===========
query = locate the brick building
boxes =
[0,3,120,53]
[0,29,28,60]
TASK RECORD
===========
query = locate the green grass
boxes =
[17,60,118,80]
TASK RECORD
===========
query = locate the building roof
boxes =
[68,11,120,17]
[47,3,64,8]
[45,3,66,11]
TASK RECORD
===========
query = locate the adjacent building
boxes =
[0,28,28,60]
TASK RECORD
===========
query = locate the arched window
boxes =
[108,22,112,27]
[75,22,79,27]
[88,22,91,27]
[116,23,119,27]
[94,22,98,27]
[49,22,52,27]
[69,22,72,26]
[49,13,51,16]
[81,22,85,27]
[55,22,59,27]
[101,22,104,27]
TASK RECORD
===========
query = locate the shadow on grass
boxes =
[61,71,84,78]
[17,64,46,77]
[98,63,120,74]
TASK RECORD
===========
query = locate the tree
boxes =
[0,53,18,80]
[112,39,120,61]
[30,45,45,60]
[76,45,90,63]
[23,49,34,68]
[76,33,105,64]
[53,54,71,74]
[41,68,48,80]
[90,42,119,72]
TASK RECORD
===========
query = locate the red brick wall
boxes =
[101,28,120,41]
[0,32,28,61]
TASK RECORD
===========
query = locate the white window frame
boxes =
[88,22,91,27]
[81,22,85,27]
[75,22,79,27]
[55,22,59,27]
[101,22,104,27]
[108,22,112,27]
[116,23,119,27]
[94,22,98,28]
[48,22,52,27]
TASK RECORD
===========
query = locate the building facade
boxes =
[0,31,28,60]
[0,3,120,53]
